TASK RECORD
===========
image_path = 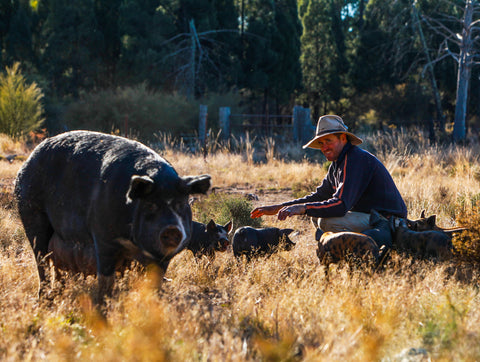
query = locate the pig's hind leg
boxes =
[20,208,55,291]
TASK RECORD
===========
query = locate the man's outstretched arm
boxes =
[250,204,284,218]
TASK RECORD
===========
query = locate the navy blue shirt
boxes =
[282,143,407,218]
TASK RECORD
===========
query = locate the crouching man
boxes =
[251,115,407,232]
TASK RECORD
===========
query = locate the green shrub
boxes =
[0,62,44,139]
[192,193,262,229]
[63,84,198,140]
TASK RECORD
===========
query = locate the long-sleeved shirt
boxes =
[282,142,407,218]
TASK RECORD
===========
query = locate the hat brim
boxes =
[302,131,363,149]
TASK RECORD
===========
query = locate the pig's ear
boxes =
[369,209,384,224]
[127,175,155,202]
[282,228,295,236]
[224,220,233,233]
[207,219,216,231]
[183,174,211,195]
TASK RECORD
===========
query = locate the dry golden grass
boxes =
[1,131,480,361]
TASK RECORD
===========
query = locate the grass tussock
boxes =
[1,129,480,361]
[452,206,480,263]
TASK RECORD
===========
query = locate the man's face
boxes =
[315,133,347,161]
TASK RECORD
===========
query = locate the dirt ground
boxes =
[210,185,296,207]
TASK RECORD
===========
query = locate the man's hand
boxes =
[250,204,284,218]
[277,205,307,220]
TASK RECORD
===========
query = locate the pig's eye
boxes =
[167,198,180,208]
[171,198,188,211]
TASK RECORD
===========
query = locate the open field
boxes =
[1,130,480,361]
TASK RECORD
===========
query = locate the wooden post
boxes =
[219,107,231,140]
[293,106,301,142]
[293,106,312,144]
[301,107,312,144]
[199,105,208,148]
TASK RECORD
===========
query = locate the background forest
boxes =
[2,0,480,142]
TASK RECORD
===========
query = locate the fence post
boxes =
[199,104,208,148]
[219,106,231,140]
[293,106,301,142]
[301,107,312,144]
[293,106,312,144]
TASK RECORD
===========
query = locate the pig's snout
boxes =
[219,238,230,251]
[160,226,184,253]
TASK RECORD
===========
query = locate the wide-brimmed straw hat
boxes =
[302,115,363,149]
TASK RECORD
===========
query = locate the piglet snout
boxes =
[219,238,230,252]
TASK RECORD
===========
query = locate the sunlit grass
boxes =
[1,129,480,361]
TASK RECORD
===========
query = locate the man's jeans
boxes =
[317,211,370,232]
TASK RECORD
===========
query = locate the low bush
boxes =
[63,84,198,140]
[192,193,262,229]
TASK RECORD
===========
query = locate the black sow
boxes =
[14,130,211,302]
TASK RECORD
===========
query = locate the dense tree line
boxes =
[1,0,479,139]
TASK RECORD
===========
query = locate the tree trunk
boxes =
[453,0,474,142]
[454,60,470,142]
[357,0,365,30]
[412,1,445,137]
[185,19,197,100]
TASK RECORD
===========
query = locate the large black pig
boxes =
[15,130,211,302]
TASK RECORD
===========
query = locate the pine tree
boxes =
[240,0,302,114]
[4,1,34,65]
[0,62,44,138]
[41,0,103,96]
[299,0,339,116]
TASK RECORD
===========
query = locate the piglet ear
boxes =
[207,219,216,231]
[127,175,155,202]
[183,174,211,195]
[406,219,415,230]
[224,220,233,233]
[427,215,436,227]
[369,209,381,225]
[282,228,295,236]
